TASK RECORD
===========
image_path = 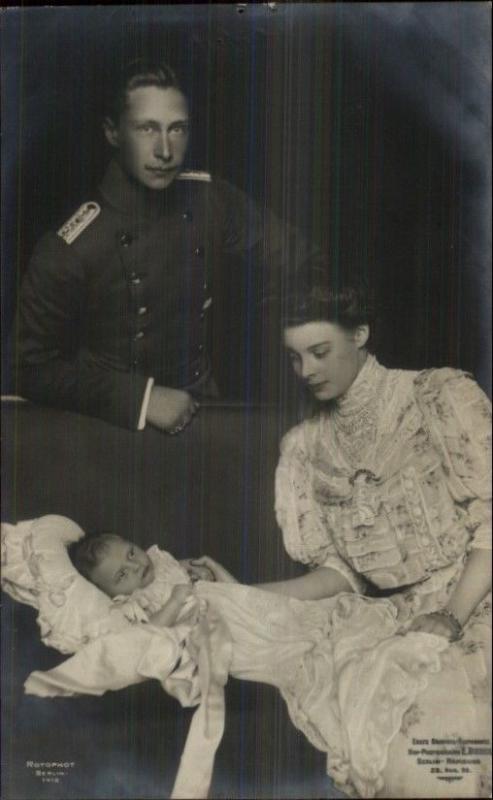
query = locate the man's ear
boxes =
[103,117,119,148]
[354,325,370,349]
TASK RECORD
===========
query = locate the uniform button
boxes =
[194,370,200,378]
[137,306,148,316]
[194,246,204,257]
[120,233,133,247]
[132,359,139,367]
[134,331,144,340]
[198,344,204,352]
[182,210,193,221]
[200,312,205,321]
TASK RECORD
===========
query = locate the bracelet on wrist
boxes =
[435,609,463,642]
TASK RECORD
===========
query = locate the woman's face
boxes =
[284,320,369,402]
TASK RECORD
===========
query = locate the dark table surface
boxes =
[2,400,343,800]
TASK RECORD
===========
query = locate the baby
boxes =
[70,533,221,626]
[35,530,452,800]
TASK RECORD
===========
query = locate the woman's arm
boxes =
[256,566,355,600]
[409,548,491,639]
[410,373,492,640]
[445,548,491,624]
[189,557,354,600]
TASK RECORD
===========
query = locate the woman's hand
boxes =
[187,556,238,584]
[408,612,460,642]
[180,558,216,583]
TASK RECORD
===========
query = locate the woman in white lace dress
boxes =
[199,273,492,798]
[277,275,492,796]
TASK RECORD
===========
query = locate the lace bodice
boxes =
[276,359,491,591]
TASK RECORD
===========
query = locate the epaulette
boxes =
[177,170,212,183]
[57,202,101,244]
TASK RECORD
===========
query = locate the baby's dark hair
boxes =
[69,533,122,581]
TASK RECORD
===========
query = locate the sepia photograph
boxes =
[1,4,491,799]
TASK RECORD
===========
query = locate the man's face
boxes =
[104,85,190,190]
[90,537,155,597]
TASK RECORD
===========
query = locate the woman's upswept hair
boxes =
[279,266,374,334]
[104,58,183,122]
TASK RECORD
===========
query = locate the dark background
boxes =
[2,403,335,800]
[1,5,491,800]
[1,3,491,397]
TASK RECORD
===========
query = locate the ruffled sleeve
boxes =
[415,369,492,550]
[275,424,366,593]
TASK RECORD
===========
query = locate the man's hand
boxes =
[146,386,199,434]
[187,556,238,584]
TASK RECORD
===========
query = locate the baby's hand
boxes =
[170,583,194,605]
[148,584,193,628]
[189,556,238,584]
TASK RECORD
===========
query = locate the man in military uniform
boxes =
[16,59,317,433]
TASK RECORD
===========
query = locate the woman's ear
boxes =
[354,325,370,349]
[103,117,119,148]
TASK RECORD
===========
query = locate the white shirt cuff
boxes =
[137,378,155,430]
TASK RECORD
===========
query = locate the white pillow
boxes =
[1,515,129,654]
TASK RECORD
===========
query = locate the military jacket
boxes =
[17,160,316,428]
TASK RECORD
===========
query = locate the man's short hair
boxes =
[69,533,121,580]
[104,58,184,122]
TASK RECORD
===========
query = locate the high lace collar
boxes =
[332,354,385,419]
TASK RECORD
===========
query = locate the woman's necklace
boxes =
[331,403,378,467]
[329,357,385,468]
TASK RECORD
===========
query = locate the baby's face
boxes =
[90,538,155,598]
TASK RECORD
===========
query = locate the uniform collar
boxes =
[98,159,180,220]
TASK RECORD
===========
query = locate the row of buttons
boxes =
[128,265,148,347]
[120,222,206,378]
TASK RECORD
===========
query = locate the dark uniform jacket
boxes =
[17,160,317,429]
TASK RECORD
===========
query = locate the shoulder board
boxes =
[57,202,101,244]
[177,170,212,183]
